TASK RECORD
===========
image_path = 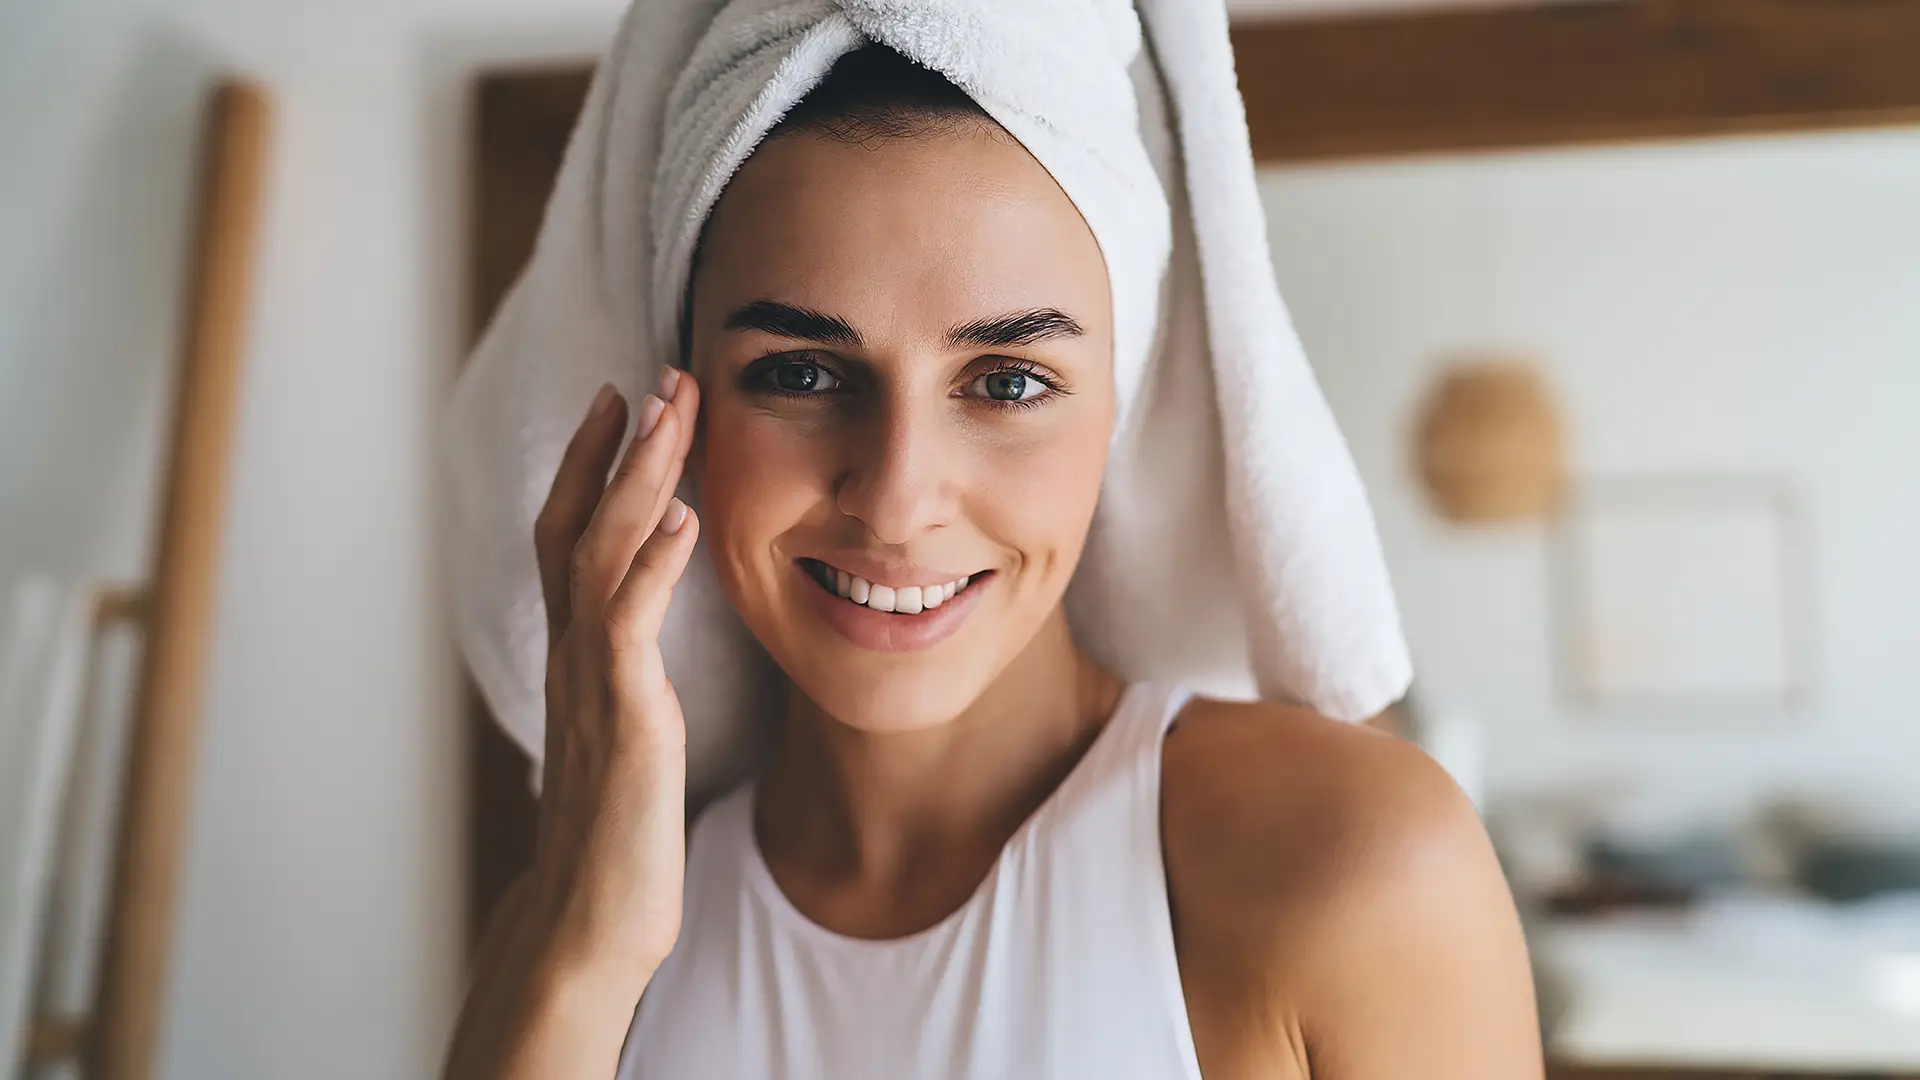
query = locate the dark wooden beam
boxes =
[470,69,593,340]
[1230,0,1920,162]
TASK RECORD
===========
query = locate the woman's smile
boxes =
[792,557,995,653]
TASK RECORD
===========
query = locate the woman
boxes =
[441,9,1539,1080]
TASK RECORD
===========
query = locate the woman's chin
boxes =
[782,645,1003,735]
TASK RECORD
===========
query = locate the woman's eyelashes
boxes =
[960,357,1066,409]
[739,353,845,398]
[770,355,841,393]
[739,352,1069,410]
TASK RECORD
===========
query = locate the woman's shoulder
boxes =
[1161,694,1483,889]
[1158,694,1510,1000]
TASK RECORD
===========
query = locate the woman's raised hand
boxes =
[441,370,701,1079]
[525,368,702,990]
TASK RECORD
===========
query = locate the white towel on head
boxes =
[441,0,1413,801]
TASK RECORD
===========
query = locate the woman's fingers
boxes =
[536,385,629,645]
[613,371,701,538]
[570,369,700,620]
[605,498,699,661]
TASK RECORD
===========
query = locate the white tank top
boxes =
[618,682,1204,1079]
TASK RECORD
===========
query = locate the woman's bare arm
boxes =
[1164,701,1543,1079]
[1290,746,1540,1076]
[441,876,646,1079]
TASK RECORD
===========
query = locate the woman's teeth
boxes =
[815,562,971,615]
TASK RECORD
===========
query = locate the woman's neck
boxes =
[755,610,1123,916]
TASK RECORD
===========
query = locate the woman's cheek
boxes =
[701,409,785,510]
[696,407,830,576]
[967,413,1110,574]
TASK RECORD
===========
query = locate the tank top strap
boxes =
[1011,679,1203,1079]
[1004,680,1193,840]
[1011,680,1195,874]
[1078,680,1194,805]
[1125,680,1197,740]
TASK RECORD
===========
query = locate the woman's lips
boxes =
[793,559,992,653]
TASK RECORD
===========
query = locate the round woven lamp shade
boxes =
[1414,359,1565,523]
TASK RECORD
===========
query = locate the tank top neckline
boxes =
[733,680,1180,952]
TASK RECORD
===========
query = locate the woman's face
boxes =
[687,120,1114,734]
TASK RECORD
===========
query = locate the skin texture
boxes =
[441,118,1542,1078]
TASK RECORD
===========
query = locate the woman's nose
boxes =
[833,397,958,545]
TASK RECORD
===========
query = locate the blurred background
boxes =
[2,0,1916,1077]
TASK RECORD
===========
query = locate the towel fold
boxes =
[441,0,1413,800]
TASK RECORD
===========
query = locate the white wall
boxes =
[2,1,623,1076]
[1260,128,1920,819]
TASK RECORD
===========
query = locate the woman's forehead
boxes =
[692,127,1112,343]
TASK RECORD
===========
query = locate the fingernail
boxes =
[660,497,690,535]
[635,394,666,440]
[588,383,616,418]
[658,365,681,402]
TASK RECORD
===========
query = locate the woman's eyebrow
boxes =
[723,300,863,346]
[947,308,1084,349]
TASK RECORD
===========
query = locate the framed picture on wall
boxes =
[1554,474,1809,716]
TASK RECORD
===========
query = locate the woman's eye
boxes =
[771,360,839,393]
[969,370,1050,403]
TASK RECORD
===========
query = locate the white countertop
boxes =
[1534,892,1920,1072]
